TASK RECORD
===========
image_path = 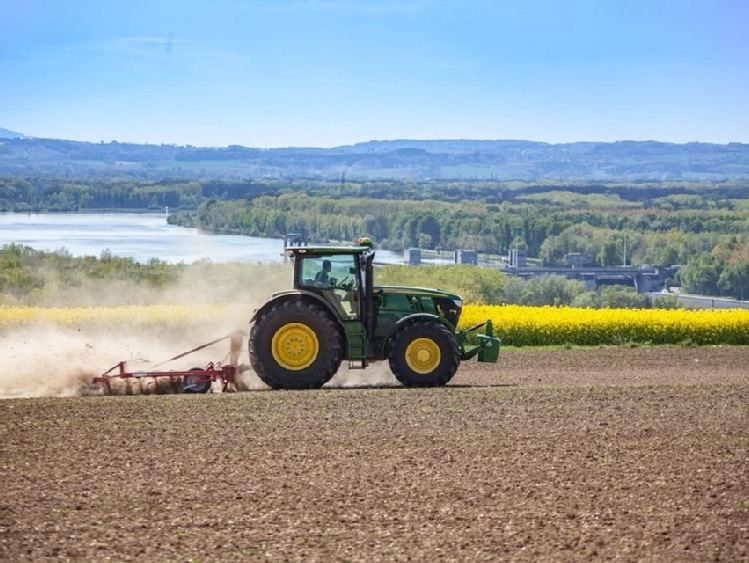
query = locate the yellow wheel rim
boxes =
[405,338,441,374]
[272,323,319,371]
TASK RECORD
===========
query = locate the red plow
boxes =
[92,331,245,395]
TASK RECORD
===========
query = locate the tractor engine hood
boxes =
[375,286,464,329]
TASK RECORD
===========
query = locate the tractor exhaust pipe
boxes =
[364,250,376,358]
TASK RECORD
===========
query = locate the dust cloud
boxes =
[327,362,397,388]
[0,323,262,399]
[0,261,279,398]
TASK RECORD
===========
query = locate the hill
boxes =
[0,127,24,139]
[0,132,748,181]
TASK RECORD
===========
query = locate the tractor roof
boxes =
[285,245,371,257]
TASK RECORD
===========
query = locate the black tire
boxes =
[389,322,460,388]
[249,301,343,389]
[183,367,211,394]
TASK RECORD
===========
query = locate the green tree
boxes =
[718,262,749,300]
[597,286,650,309]
[417,214,441,249]
[660,245,680,266]
[680,253,722,295]
[597,239,622,266]
[516,275,587,306]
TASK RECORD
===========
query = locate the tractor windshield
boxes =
[299,255,358,288]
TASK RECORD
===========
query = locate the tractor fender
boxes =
[250,290,340,324]
[250,291,347,357]
[380,313,454,359]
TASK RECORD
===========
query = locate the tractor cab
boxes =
[291,245,372,321]
[294,251,364,320]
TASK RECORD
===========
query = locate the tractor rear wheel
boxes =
[250,301,343,389]
[389,322,460,387]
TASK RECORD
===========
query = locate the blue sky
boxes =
[1,0,747,147]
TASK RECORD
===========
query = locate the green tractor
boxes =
[249,240,500,389]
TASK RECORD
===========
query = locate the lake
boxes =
[0,213,406,265]
[0,212,289,264]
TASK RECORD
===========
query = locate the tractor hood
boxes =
[375,285,464,329]
[375,285,463,302]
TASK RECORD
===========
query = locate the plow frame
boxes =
[92,362,237,395]
[92,331,244,395]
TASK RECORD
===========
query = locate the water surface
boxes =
[0,213,287,264]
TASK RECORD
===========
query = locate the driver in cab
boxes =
[314,259,332,286]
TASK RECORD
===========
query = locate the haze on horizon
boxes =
[1,0,747,149]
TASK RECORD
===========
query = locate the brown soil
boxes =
[2,347,748,562]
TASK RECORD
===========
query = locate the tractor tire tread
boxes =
[249,300,343,389]
[388,321,460,388]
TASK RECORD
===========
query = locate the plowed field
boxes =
[2,347,748,562]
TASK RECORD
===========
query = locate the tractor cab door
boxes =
[297,254,362,320]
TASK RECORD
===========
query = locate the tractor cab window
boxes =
[299,254,360,318]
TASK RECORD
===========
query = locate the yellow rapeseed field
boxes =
[0,305,229,329]
[460,304,749,346]
[2,304,748,346]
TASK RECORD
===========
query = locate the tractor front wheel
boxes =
[389,322,460,387]
[250,301,343,389]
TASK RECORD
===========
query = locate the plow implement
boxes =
[92,331,245,395]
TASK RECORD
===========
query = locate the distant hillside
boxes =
[0,128,24,139]
[0,134,747,182]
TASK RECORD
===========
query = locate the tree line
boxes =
[166,193,748,299]
[1,175,747,300]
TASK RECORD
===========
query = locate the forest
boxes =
[1,174,748,300]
